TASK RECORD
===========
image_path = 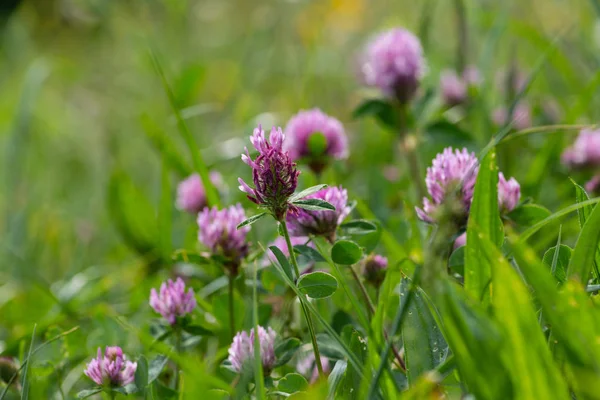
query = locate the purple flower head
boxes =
[416,147,479,224]
[176,172,223,214]
[297,352,331,383]
[363,254,388,287]
[463,65,482,87]
[150,278,196,325]
[498,172,521,213]
[284,109,349,174]
[228,326,277,375]
[492,102,531,130]
[360,28,425,103]
[561,129,600,169]
[586,175,600,194]
[83,346,137,387]
[286,186,352,239]
[440,69,467,107]
[239,125,300,220]
[197,204,250,268]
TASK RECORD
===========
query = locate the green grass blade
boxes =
[149,48,220,207]
[19,324,36,400]
[465,149,502,303]
[476,230,569,399]
[520,198,600,242]
[252,261,266,400]
[567,198,600,284]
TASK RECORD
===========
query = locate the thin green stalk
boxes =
[173,329,182,390]
[397,104,425,200]
[109,392,116,400]
[349,266,375,317]
[252,262,266,400]
[367,264,423,398]
[149,48,220,207]
[228,274,236,339]
[453,0,468,72]
[0,326,79,400]
[280,219,324,377]
[348,266,406,371]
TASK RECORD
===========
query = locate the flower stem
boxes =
[453,0,468,72]
[348,265,406,371]
[397,104,425,200]
[173,328,182,391]
[279,219,324,377]
[228,273,236,339]
[349,266,374,317]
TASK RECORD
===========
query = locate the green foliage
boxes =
[331,240,363,265]
[297,272,338,299]
[4,1,600,399]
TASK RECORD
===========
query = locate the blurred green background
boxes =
[1,0,600,396]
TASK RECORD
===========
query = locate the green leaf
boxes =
[269,246,294,281]
[448,245,465,275]
[181,324,213,336]
[274,338,302,367]
[423,120,474,149]
[573,178,594,228]
[289,184,328,203]
[171,249,211,265]
[148,355,169,384]
[331,240,363,265]
[111,384,137,395]
[510,238,600,398]
[465,149,502,303]
[277,373,308,394]
[237,212,268,229]
[520,197,600,241]
[402,288,448,385]
[572,179,600,282]
[20,324,36,400]
[352,99,398,129]
[327,360,347,399]
[107,170,160,262]
[297,272,338,299]
[542,245,572,284]
[476,230,570,399]
[151,381,178,399]
[134,355,149,391]
[567,200,600,284]
[293,244,326,262]
[293,199,335,211]
[430,281,511,400]
[76,389,103,399]
[339,220,378,235]
[506,204,551,227]
[339,328,368,399]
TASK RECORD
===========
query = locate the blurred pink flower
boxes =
[149,278,196,325]
[360,28,425,103]
[84,346,137,387]
[176,172,222,214]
